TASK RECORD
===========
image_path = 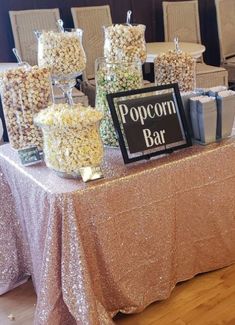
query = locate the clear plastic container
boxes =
[95,57,143,147]
[104,24,147,63]
[154,50,196,92]
[34,103,104,178]
[37,28,86,79]
[0,65,53,150]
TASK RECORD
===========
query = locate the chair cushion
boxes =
[226,56,235,65]
[196,63,228,88]
[196,63,226,75]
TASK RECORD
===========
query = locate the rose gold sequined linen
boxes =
[1,139,235,324]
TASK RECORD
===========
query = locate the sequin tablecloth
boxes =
[1,140,235,324]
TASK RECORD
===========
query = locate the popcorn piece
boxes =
[35,103,104,174]
[38,30,86,76]
[0,66,52,150]
[104,24,147,63]
[154,50,195,92]
[96,60,143,147]
[8,314,15,321]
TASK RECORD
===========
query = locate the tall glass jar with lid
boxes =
[36,27,86,104]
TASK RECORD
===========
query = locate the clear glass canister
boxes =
[37,28,86,79]
[104,24,147,63]
[154,50,196,92]
[0,65,53,150]
[95,57,143,147]
[34,103,104,178]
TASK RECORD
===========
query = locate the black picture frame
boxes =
[106,83,192,164]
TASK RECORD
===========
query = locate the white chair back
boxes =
[163,0,201,44]
[71,6,112,80]
[215,0,235,62]
[9,9,60,65]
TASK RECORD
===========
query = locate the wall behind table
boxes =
[0,0,220,65]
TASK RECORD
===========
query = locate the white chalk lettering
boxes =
[147,104,155,118]
[143,129,166,148]
[137,106,148,125]
[118,99,177,126]
[143,129,154,147]
[118,104,129,124]
[130,107,139,122]
[167,100,176,114]
[154,102,163,117]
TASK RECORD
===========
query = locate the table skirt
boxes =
[1,140,235,324]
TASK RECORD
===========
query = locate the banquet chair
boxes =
[71,5,112,106]
[9,9,60,66]
[9,9,87,104]
[162,0,228,88]
[215,0,235,83]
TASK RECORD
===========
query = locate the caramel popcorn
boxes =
[0,66,52,150]
[34,103,104,174]
[154,50,195,92]
[38,30,86,76]
[104,24,147,63]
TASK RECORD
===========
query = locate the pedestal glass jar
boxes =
[104,24,147,63]
[36,28,86,104]
[154,50,196,92]
[95,57,143,147]
[0,65,53,150]
[34,103,104,178]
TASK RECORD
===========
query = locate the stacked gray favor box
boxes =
[181,87,235,145]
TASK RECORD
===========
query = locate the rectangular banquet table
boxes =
[1,140,235,324]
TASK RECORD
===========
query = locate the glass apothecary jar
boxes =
[95,57,143,147]
[36,28,86,104]
[0,65,53,150]
[104,24,147,63]
[154,50,196,92]
[37,28,86,78]
[34,103,104,178]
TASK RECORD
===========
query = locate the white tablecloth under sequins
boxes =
[1,140,235,324]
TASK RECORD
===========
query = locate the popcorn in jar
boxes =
[34,103,104,178]
[154,50,195,92]
[104,24,147,63]
[0,66,52,150]
[95,58,143,147]
[37,29,86,78]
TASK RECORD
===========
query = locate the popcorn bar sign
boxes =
[107,84,192,164]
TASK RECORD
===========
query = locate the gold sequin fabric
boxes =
[1,139,235,324]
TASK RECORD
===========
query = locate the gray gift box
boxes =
[190,97,217,144]
[189,98,200,140]
[216,93,235,139]
[181,90,204,137]
[181,92,197,137]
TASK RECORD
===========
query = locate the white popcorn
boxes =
[34,103,104,174]
[154,50,195,92]
[38,30,86,76]
[0,66,52,150]
[104,24,147,63]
